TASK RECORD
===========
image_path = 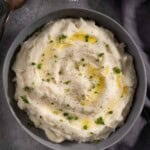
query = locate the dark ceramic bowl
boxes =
[2,8,147,150]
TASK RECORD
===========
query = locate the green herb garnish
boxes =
[51,77,55,80]
[67,116,74,120]
[85,35,89,42]
[59,34,67,42]
[37,63,42,69]
[81,58,85,61]
[82,64,86,67]
[21,96,29,104]
[59,70,63,75]
[94,91,98,94]
[83,125,88,130]
[92,84,95,89]
[63,112,78,120]
[113,67,121,74]
[74,116,78,120]
[46,79,50,82]
[74,62,79,70]
[105,43,109,48]
[95,117,104,125]
[24,86,33,92]
[98,53,104,57]
[89,76,93,79]
[54,55,57,58]
[63,112,69,116]
[108,111,113,114]
[31,62,36,65]
[96,59,99,62]
[49,40,53,43]
[64,80,71,85]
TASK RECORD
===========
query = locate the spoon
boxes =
[0,0,26,42]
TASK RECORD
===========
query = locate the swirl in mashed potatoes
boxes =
[13,18,137,143]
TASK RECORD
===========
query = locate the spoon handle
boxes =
[0,9,10,42]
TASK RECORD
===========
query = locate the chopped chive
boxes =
[74,63,79,70]
[113,67,121,74]
[92,84,95,89]
[49,40,53,43]
[95,117,104,125]
[51,77,55,80]
[82,64,86,67]
[83,125,88,130]
[59,70,63,75]
[98,53,104,57]
[31,62,36,65]
[59,34,67,42]
[89,76,93,79]
[108,111,113,114]
[96,59,99,62]
[81,94,85,98]
[94,91,98,94]
[37,63,42,69]
[105,44,109,48]
[67,116,74,120]
[63,112,69,116]
[74,116,78,120]
[46,79,50,82]
[21,96,29,104]
[81,58,85,61]
[24,86,33,92]
[85,35,89,42]
[54,55,57,58]
[64,80,71,85]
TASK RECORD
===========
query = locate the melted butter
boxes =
[38,32,98,79]
[52,41,71,49]
[82,118,92,128]
[70,32,97,44]
[116,74,123,89]
[104,66,110,75]
[80,64,106,106]
[121,86,128,97]
[53,110,60,115]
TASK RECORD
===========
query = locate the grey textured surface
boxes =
[0,0,148,150]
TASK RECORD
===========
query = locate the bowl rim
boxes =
[2,7,147,150]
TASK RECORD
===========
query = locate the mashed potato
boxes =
[13,18,137,143]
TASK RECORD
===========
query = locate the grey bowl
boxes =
[2,8,147,150]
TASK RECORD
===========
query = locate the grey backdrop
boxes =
[0,0,149,150]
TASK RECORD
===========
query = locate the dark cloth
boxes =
[0,0,149,149]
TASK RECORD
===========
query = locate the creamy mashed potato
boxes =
[13,18,137,143]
